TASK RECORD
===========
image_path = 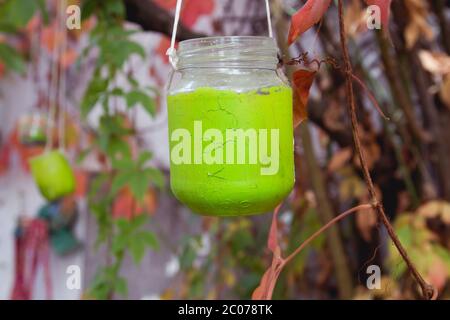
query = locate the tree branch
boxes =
[337,0,434,300]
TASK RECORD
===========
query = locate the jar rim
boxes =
[179,36,275,46]
[177,36,279,70]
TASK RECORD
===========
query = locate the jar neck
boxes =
[177,36,279,70]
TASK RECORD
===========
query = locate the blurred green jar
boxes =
[30,150,75,201]
[167,37,295,216]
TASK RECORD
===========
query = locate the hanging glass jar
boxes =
[166,35,295,216]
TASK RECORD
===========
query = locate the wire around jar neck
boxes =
[176,36,279,70]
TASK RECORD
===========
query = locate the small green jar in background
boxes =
[167,37,295,216]
[30,150,75,201]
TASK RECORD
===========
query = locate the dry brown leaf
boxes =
[440,74,450,110]
[417,201,450,224]
[344,0,366,37]
[328,147,352,173]
[404,0,434,49]
[292,69,317,128]
[418,50,450,75]
[356,204,377,242]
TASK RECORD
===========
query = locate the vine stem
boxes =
[336,0,435,300]
[284,204,372,265]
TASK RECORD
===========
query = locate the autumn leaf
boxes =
[418,50,450,76]
[440,75,450,110]
[252,205,285,300]
[327,147,352,173]
[154,0,215,28]
[181,0,214,28]
[292,69,317,128]
[113,186,157,220]
[288,0,331,45]
[60,48,78,69]
[403,0,434,49]
[268,204,281,252]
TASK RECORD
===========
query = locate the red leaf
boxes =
[155,37,172,64]
[181,0,214,28]
[288,0,332,45]
[153,0,177,10]
[154,0,215,28]
[252,205,285,300]
[364,0,391,29]
[292,69,317,128]
[268,204,282,252]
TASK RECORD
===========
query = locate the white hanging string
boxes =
[166,0,274,70]
[58,0,68,152]
[45,1,62,153]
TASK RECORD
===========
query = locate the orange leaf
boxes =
[113,187,157,220]
[41,24,63,52]
[364,0,391,29]
[288,0,331,45]
[60,48,78,69]
[292,69,317,128]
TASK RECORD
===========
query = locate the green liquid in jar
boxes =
[167,86,294,216]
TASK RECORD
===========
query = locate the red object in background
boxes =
[153,0,215,64]
[74,170,88,199]
[10,219,52,300]
[9,128,45,172]
[178,0,215,28]
[287,0,332,45]
[113,187,157,221]
[0,62,5,79]
[154,0,214,27]
[0,143,10,176]
[155,37,172,64]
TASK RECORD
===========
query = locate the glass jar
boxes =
[167,36,294,216]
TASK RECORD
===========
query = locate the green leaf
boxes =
[81,0,99,20]
[139,231,159,250]
[111,171,130,196]
[144,168,165,189]
[0,43,26,74]
[111,233,128,254]
[0,0,39,28]
[81,77,109,117]
[129,172,149,201]
[138,151,153,167]
[129,237,146,264]
[114,277,128,297]
[126,90,155,116]
[130,214,148,230]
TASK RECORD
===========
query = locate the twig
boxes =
[284,204,372,264]
[254,203,373,300]
[337,0,434,300]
